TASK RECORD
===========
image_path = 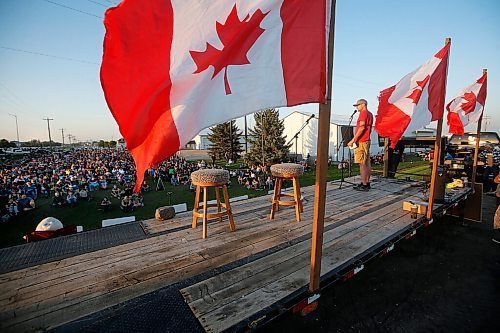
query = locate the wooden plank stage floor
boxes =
[0,177,436,332]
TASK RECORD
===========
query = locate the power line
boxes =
[0,46,99,65]
[0,82,29,110]
[0,93,25,113]
[0,81,44,118]
[85,0,108,8]
[40,0,104,19]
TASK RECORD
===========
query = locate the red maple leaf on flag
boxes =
[460,91,477,114]
[189,5,269,95]
[406,75,430,104]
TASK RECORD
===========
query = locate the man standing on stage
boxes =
[348,98,373,191]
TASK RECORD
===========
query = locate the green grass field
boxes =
[0,157,429,249]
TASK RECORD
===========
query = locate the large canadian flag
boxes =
[446,72,487,136]
[101,0,332,190]
[375,44,450,148]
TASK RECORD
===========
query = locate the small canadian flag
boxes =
[375,44,450,148]
[446,72,487,136]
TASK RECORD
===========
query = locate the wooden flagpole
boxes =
[383,138,390,178]
[426,37,451,221]
[309,0,336,293]
[471,68,487,189]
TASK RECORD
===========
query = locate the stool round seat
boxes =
[270,163,304,178]
[191,169,229,185]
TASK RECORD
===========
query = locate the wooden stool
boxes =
[191,169,235,239]
[269,163,304,222]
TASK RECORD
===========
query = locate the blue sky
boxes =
[0,0,499,143]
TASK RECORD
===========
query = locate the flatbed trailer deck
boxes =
[0,177,471,332]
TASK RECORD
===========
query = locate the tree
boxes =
[246,109,290,166]
[208,120,243,162]
[0,139,15,148]
[22,139,42,148]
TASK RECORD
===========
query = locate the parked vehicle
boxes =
[448,131,499,151]
[445,131,499,180]
[4,148,30,155]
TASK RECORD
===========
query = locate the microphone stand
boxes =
[286,114,315,163]
[332,111,357,189]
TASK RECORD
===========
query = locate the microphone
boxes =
[308,114,316,120]
[350,110,357,119]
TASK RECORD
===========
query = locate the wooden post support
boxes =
[426,37,451,221]
[383,138,390,178]
[471,68,487,189]
[309,0,336,293]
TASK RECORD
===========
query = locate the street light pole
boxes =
[244,115,248,154]
[229,120,233,162]
[9,113,19,143]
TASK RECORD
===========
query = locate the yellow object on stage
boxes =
[446,178,464,189]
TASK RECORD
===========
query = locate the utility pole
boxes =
[9,113,20,143]
[43,117,54,149]
[60,128,65,145]
[482,116,491,131]
[244,115,248,154]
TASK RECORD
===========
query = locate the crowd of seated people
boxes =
[0,148,299,223]
[371,154,384,165]
[236,165,275,191]
[0,148,136,221]
[149,155,200,188]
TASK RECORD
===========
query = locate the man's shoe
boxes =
[354,184,370,192]
[353,183,371,190]
[353,183,370,190]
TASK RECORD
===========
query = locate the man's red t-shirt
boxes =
[356,109,373,142]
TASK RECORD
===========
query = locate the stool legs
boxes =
[270,176,302,222]
[292,177,301,222]
[275,178,282,211]
[222,185,235,231]
[192,183,234,239]
[215,186,222,223]
[269,178,281,220]
[192,185,201,229]
[202,186,208,239]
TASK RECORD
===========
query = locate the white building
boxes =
[192,128,250,152]
[192,128,212,150]
[282,111,382,161]
[189,111,383,159]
